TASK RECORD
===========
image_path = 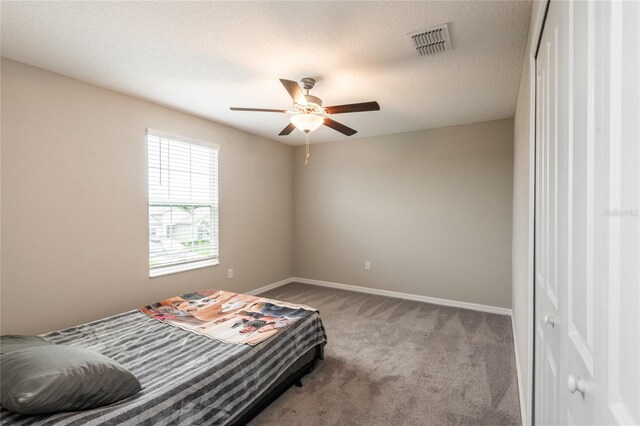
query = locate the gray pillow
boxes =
[1,344,141,415]
[0,335,53,354]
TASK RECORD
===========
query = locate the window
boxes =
[147,129,219,277]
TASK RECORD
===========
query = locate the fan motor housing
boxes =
[304,95,322,107]
[295,94,325,114]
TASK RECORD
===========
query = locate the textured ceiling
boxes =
[1,1,531,145]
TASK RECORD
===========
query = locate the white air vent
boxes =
[408,23,452,57]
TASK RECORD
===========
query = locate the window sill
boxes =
[149,258,219,278]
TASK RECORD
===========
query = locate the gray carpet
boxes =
[250,283,521,426]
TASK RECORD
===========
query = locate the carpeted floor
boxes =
[250,283,521,426]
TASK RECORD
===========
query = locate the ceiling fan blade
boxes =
[279,79,307,105]
[324,118,357,136]
[230,107,288,113]
[278,123,296,136]
[325,101,380,114]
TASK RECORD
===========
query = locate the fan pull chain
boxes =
[305,133,310,166]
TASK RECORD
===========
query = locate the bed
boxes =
[0,308,327,425]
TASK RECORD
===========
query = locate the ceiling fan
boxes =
[230,78,380,137]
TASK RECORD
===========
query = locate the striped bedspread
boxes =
[0,310,326,425]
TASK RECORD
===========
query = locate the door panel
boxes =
[567,0,595,378]
[565,1,598,421]
[535,3,564,422]
[605,1,640,424]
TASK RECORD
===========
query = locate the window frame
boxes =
[146,128,220,278]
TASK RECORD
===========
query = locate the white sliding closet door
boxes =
[535,1,565,423]
[534,1,639,425]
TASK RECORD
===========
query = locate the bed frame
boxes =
[230,344,324,425]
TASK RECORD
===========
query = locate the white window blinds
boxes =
[147,129,219,276]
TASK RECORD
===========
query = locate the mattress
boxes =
[0,309,327,425]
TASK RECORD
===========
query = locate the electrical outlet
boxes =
[227,268,234,279]
[365,260,371,270]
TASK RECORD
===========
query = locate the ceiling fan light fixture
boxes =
[230,77,378,137]
[290,113,324,133]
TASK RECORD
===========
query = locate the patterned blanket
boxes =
[140,290,316,345]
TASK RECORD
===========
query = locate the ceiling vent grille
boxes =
[408,23,452,57]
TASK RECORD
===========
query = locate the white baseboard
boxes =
[246,277,294,295]
[249,276,512,316]
[511,313,527,426]
[290,277,512,316]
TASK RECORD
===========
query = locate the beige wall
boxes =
[293,119,514,308]
[1,58,517,337]
[0,59,294,334]
[512,1,547,424]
